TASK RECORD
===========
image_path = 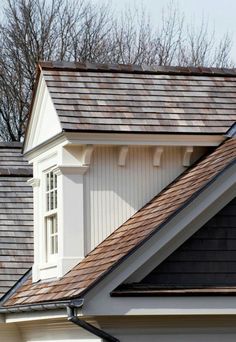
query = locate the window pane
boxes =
[50,191,54,210]
[50,172,53,190]
[46,193,50,211]
[54,173,57,189]
[54,215,58,233]
[55,235,58,254]
[54,190,57,209]
[46,173,49,191]
[51,234,55,255]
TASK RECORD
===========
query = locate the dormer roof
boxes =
[25,62,236,149]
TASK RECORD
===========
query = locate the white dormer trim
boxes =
[82,145,94,166]
[183,146,194,167]
[153,147,164,167]
[118,146,129,166]
[28,177,40,187]
[24,75,62,154]
[54,165,89,175]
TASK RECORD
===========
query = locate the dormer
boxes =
[24,62,234,282]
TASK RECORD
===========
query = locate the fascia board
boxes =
[65,132,224,147]
[5,310,67,323]
[82,163,236,316]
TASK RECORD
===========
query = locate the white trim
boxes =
[65,132,224,147]
[82,145,94,166]
[118,146,129,166]
[5,310,67,323]
[27,178,40,187]
[153,147,164,167]
[182,146,194,166]
[54,165,89,175]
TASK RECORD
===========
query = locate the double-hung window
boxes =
[45,169,58,262]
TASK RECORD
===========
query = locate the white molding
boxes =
[153,147,164,167]
[82,144,94,166]
[65,132,224,147]
[183,146,194,167]
[118,146,129,166]
[54,165,89,175]
[27,177,40,187]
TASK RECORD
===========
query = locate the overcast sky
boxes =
[94,0,236,62]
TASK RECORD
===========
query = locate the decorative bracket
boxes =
[118,146,129,166]
[54,165,89,175]
[27,177,40,187]
[183,146,193,167]
[153,147,164,167]
[82,145,94,166]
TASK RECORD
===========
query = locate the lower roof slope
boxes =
[38,62,236,135]
[3,137,236,307]
[0,143,33,297]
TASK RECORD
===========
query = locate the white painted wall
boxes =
[84,146,185,252]
[19,319,101,342]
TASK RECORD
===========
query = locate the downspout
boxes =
[67,303,120,342]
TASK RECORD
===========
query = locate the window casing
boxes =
[45,169,58,263]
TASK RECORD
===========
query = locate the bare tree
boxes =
[0,0,233,141]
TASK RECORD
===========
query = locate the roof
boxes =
[0,143,33,298]
[37,61,236,135]
[3,137,236,307]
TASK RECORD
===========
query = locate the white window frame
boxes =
[44,167,58,264]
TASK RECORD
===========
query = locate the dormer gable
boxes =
[24,70,62,154]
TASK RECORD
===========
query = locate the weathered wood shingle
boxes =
[38,62,236,134]
[0,143,33,297]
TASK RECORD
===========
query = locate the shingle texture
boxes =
[0,143,33,297]
[39,62,236,134]
[4,137,236,307]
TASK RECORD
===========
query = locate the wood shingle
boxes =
[0,143,33,298]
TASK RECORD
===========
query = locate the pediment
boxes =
[24,74,62,153]
[114,196,236,295]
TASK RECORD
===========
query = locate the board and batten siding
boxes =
[143,197,236,287]
[84,146,185,252]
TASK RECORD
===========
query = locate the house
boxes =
[0,61,236,341]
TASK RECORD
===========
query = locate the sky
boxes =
[93,0,236,62]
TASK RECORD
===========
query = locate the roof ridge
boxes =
[39,61,236,77]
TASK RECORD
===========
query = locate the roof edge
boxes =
[39,61,236,77]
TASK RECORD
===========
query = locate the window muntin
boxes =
[45,169,58,262]
[46,171,57,211]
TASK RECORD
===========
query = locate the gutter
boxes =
[0,299,83,313]
[67,303,120,342]
[0,300,120,342]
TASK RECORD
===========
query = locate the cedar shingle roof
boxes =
[38,62,236,134]
[3,137,236,307]
[0,143,33,297]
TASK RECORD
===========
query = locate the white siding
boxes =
[19,320,100,342]
[99,316,236,342]
[84,146,185,252]
[0,323,22,342]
